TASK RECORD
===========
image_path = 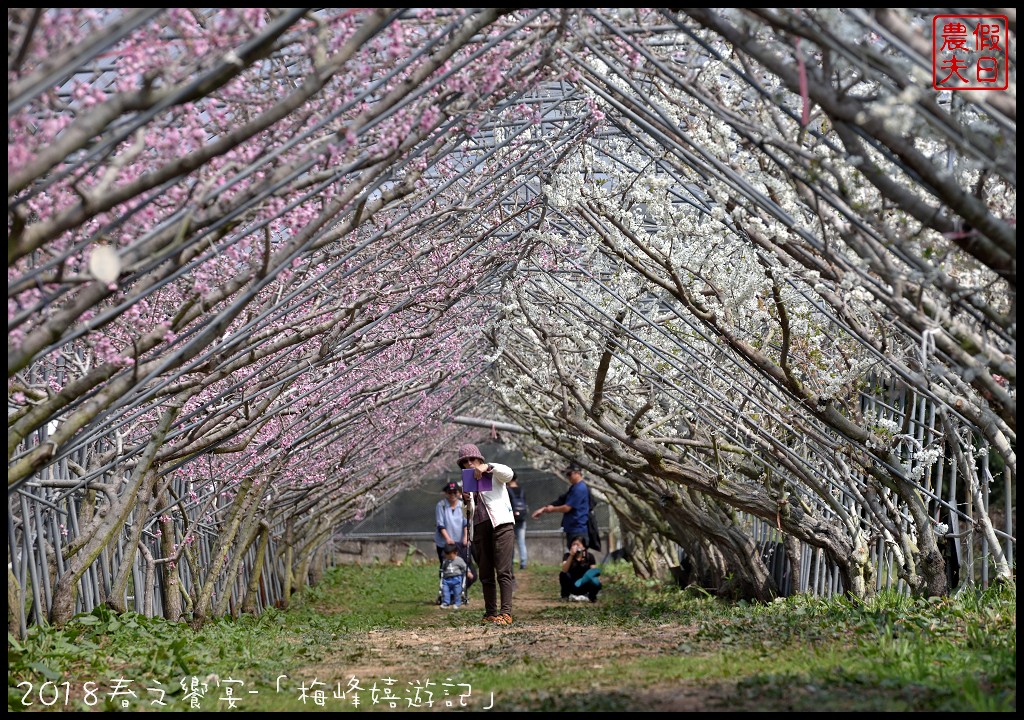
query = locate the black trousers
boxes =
[560,571,600,601]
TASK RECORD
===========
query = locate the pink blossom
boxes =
[420,105,442,131]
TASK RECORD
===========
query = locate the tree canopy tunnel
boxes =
[8,9,1014,631]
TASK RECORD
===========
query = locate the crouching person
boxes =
[560,534,602,603]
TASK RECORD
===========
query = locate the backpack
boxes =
[510,488,529,520]
[587,507,601,552]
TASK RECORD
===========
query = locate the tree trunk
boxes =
[138,541,156,617]
[829,528,874,599]
[241,522,271,615]
[158,489,184,622]
[49,405,178,627]
[293,521,333,595]
[281,517,296,608]
[942,412,1013,586]
[8,567,23,638]
[214,490,268,618]
[194,475,255,625]
[783,535,803,595]
[106,470,159,613]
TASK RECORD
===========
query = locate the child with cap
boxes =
[439,543,468,608]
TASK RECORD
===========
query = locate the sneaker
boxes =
[481,614,498,624]
[492,613,513,626]
[440,603,450,609]
[453,605,461,610]
[461,592,468,605]
[570,594,589,602]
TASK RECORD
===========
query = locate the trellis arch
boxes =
[8,8,1014,632]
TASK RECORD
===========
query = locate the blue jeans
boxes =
[442,576,463,606]
[513,522,527,568]
[436,543,475,595]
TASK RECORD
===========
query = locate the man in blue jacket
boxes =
[531,461,590,549]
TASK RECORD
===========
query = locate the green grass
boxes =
[7,560,1016,712]
[8,560,432,712]
[584,566,1016,712]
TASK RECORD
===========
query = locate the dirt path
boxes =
[295,567,725,711]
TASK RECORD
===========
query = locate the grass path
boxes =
[290,564,720,712]
[284,562,1016,712]
[8,562,1015,712]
